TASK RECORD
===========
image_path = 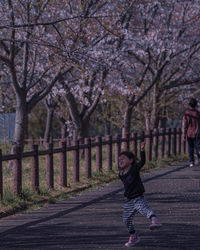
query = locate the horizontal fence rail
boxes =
[0,128,186,200]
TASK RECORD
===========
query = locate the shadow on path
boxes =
[0,163,199,250]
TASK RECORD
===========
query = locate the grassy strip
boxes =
[0,169,119,218]
[0,142,188,219]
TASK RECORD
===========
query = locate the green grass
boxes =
[0,141,188,218]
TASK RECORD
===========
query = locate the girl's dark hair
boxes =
[119,151,137,163]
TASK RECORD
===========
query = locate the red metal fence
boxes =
[0,128,186,200]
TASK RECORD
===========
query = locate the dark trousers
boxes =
[187,137,200,163]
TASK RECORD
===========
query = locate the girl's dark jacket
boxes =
[119,151,145,199]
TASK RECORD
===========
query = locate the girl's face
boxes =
[118,154,133,169]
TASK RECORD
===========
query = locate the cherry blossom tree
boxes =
[50,0,200,137]
[52,67,108,139]
[2,0,200,148]
[0,0,120,148]
[101,0,200,134]
[0,1,65,151]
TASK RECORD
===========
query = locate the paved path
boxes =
[0,162,200,250]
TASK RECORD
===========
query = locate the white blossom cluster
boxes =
[0,0,199,125]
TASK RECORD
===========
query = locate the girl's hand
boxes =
[140,141,145,151]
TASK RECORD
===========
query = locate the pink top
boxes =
[182,108,200,138]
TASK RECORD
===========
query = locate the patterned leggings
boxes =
[123,195,154,234]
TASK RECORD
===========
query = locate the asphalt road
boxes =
[0,161,199,250]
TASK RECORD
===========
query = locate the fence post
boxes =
[46,143,54,188]
[153,128,159,160]
[30,144,39,192]
[159,128,165,159]
[59,141,67,187]
[186,137,188,154]
[172,128,177,155]
[96,136,102,172]
[147,130,152,161]
[66,137,71,147]
[181,130,184,154]
[183,138,186,154]
[114,134,121,166]
[166,128,172,157]
[176,128,179,154]
[14,146,22,195]
[39,137,43,146]
[0,149,2,200]
[178,128,182,154]
[106,135,112,171]
[29,137,34,146]
[73,138,79,182]
[79,137,84,159]
[85,137,91,178]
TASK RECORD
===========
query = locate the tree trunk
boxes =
[24,115,29,139]
[9,97,28,169]
[158,107,167,128]
[104,119,111,135]
[77,120,89,139]
[43,96,57,145]
[144,111,150,131]
[43,108,54,145]
[12,97,28,151]
[122,97,134,150]
[61,124,67,139]
[149,85,157,130]
[60,122,67,139]
[122,100,134,136]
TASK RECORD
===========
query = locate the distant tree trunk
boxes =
[61,124,67,139]
[122,96,135,149]
[122,97,134,134]
[158,108,167,129]
[104,119,111,135]
[104,102,111,135]
[144,111,150,131]
[122,108,132,137]
[143,85,160,131]
[58,117,68,139]
[59,68,108,141]
[149,85,158,130]
[44,108,54,144]
[60,81,103,140]
[43,97,57,145]
[77,119,90,139]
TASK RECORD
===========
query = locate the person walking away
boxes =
[118,141,162,247]
[182,98,200,167]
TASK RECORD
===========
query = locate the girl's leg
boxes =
[134,195,162,230]
[123,199,137,234]
[133,195,154,219]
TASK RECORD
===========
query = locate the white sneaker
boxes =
[125,233,140,247]
[189,162,194,167]
[149,220,162,230]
